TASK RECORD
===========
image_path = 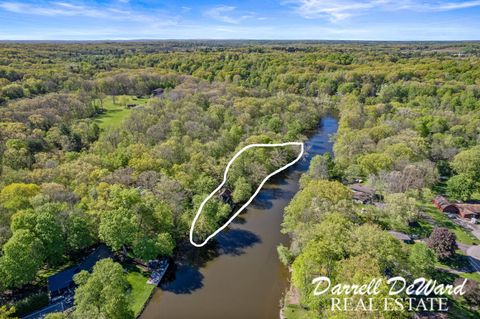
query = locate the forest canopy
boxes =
[1,41,480,318]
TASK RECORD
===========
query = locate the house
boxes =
[432,195,460,214]
[349,183,378,204]
[432,196,480,219]
[47,267,78,297]
[48,245,112,297]
[151,88,164,97]
[388,231,413,244]
[127,104,137,108]
[218,188,232,204]
[456,204,480,219]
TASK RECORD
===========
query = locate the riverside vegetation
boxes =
[0,41,480,318]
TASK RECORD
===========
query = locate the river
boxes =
[140,116,338,319]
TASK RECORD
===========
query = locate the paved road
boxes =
[457,222,480,272]
[424,213,480,274]
[466,245,480,272]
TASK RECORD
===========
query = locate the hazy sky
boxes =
[1,0,479,40]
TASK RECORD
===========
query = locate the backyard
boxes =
[126,269,155,317]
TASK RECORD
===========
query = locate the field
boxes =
[95,95,149,130]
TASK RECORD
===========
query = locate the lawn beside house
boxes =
[126,271,155,317]
[420,202,480,245]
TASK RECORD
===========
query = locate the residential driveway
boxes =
[470,224,480,240]
[457,242,470,254]
[466,245,480,272]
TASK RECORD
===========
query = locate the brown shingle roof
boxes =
[432,195,450,209]
[456,204,480,214]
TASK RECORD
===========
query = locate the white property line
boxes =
[189,142,304,247]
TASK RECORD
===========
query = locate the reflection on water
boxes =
[161,264,203,294]
[141,116,338,319]
[216,229,262,256]
[160,229,261,295]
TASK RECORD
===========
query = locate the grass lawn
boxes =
[409,218,433,238]
[126,270,155,317]
[95,95,149,130]
[420,202,480,245]
[283,305,315,319]
[459,271,480,282]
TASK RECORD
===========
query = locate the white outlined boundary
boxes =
[189,142,304,247]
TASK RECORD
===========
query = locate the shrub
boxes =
[426,227,457,260]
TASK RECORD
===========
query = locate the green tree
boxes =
[232,177,252,203]
[0,230,43,289]
[408,243,437,278]
[98,185,174,254]
[34,210,65,265]
[1,84,24,100]
[277,244,294,266]
[291,239,342,311]
[446,174,477,201]
[306,153,333,180]
[99,208,138,251]
[452,146,480,179]
[190,195,231,241]
[299,153,335,187]
[382,193,418,230]
[65,214,97,251]
[2,139,32,170]
[283,180,351,234]
[156,232,175,257]
[132,234,159,261]
[349,224,407,274]
[358,153,394,176]
[332,254,407,319]
[73,259,133,319]
[0,305,17,319]
[0,183,40,212]
[11,206,65,266]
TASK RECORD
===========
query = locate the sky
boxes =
[0,0,479,40]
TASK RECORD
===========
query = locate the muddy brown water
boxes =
[140,116,338,319]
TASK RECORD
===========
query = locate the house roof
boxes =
[47,267,79,294]
[457,204,480,215]
[48,245,112,293]
[432,196,480,216]
[432,195,452,209]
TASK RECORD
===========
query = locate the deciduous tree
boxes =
[427,227,457,260]
[73,259,133,319]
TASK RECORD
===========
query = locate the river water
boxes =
[141,116,338,319]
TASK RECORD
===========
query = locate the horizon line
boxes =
[1,39,480,43]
